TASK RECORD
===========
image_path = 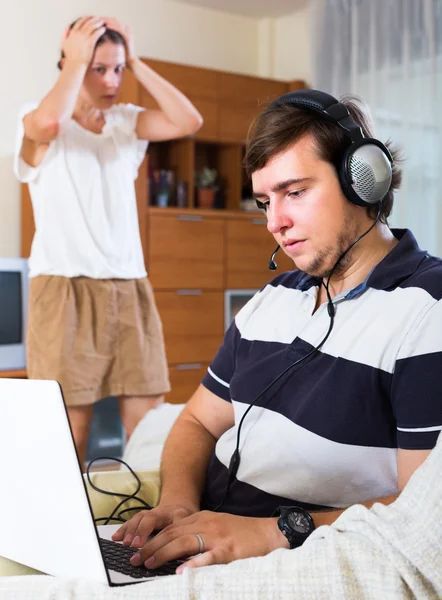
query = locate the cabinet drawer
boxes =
[148,215,224,289]
[156,291,224,363]
[166,363,210,405]
[226,218,295,288]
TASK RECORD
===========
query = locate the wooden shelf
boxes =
[0,369,27,378]
[146,206,263,219]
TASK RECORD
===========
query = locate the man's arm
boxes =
[112,384,234,545]
[159,384,235,509]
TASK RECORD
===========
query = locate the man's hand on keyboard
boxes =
[112,503,196,549]
[127,510,289,573]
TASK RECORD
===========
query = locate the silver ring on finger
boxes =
[194,533,205,554]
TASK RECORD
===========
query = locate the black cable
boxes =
[86,456,153,525]
[214,203,382,512]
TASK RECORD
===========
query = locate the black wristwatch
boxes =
[274,506,315,549]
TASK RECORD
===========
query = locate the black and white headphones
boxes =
[268,89,393,209]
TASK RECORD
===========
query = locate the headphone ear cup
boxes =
[339,142,393,207]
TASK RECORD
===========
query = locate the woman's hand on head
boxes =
[101,17,136,63]
[61,16,106,67]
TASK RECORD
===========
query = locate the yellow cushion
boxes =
[0,469,161,577]
[0,559,44,577]
[85,468,161,521]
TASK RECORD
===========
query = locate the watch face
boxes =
[287,511,311,534]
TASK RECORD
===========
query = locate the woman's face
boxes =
[80,41,126,108]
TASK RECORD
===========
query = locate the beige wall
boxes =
[256,6,311,82]
[273,6,312,83]
[1,0,311,256]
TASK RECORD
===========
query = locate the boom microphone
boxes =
[268,245,280,270]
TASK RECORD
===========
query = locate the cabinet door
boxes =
[218,73,288,143]
[167,363,210,404]
[156,291,224,364]
[226,217,295,289]
[147,213,225,289]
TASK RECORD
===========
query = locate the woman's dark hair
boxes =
[244,93,403,224]
[57,20,126,70]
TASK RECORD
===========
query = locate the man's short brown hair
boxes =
[244,93,402,223]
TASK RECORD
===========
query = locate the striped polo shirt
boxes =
[200,229,442,517]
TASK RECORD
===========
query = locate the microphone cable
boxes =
[86,456,153,525]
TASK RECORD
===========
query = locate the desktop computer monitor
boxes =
[224,289,258,331]
[0,258,28,371]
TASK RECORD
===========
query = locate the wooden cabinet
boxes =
[147,209,224,404]
[167,363,209,405]
[147,213,224,289]
[20,184,34,260]
[192,100,218,141]
[144,207,296,404]
[141,60,219,104]
[118,69,140,105]
[0,370,27,379]
[226,216,295,289]
[218,72,288,143]
[156,291,224,364]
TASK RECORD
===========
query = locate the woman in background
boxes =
[14,16,203,467]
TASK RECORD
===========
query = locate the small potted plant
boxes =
[195,167,219,209]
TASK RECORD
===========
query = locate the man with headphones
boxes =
[113,89,442,573]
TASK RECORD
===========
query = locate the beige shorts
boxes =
[27,276,170,407]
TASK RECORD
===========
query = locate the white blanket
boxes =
[1,433,441,599]
[122,403,185,470]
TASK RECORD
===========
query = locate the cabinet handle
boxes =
[175,363,203,371]
[177,215,203,221]
[177,289,202,295]
[251,218,267,225]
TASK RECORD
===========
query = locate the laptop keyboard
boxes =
[100,538,184,579]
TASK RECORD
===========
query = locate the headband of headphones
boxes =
[267,89,393,207]
[269,89,367,142]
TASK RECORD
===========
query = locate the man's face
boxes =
[252,134,362,279]
[81,42,126,109]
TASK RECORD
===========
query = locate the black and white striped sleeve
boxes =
[392,299,442,449]
[201,321,240,402]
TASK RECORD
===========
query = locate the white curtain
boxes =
[311,0,442,256]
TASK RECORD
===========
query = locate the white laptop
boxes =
[0,378,182,586]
